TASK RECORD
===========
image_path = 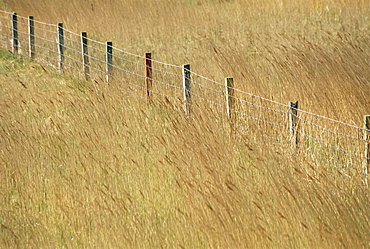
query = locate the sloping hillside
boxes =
[4,0,369,124]
[0,50,369,248]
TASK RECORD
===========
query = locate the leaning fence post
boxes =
[106,41,113,83]
[28,16,35,60]
[182,64,191,115]
[289,101,299,147]
[225,77,234,120]
[12,13,18,55]
[57,23,64,72]
[144,52,152,102]
[364,115,370,176]
[81,32,90,80]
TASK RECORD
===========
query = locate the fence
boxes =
[0,10,369,177]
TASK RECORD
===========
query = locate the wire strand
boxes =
[0,10,368,167]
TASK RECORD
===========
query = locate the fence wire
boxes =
[0,10,369,173]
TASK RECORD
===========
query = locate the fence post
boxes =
[144,52,152,102]
[81,32,90,80]
[225,77,234,120]
[28,16,35,60]
[57,23,64,72]
[289,101,299,147]
[106,41,113,83]
[12,13,18,55]
[364,115,370,176]
[182,64,191,115]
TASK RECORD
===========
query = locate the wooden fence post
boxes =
[81,32,90,80]
[364,115,370,176]
[289,101,299,147]
[182,64,191,115]
[106,41,113,83]
[144,52,152,102]
[28,16,35,60]
[225,77,234,120]
[12,13,18,55]
[57,23,64,72]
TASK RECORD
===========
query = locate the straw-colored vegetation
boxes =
[0,0,369,248]
[5,0,369,121]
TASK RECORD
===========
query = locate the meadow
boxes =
[0,0,369,248]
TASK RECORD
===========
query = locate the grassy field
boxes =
[0,0,369,248]
[4,0,369,122]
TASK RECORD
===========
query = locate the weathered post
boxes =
[28,16,35,60]
[364,115,370,176]
[12,13,18,55]
[144,52,152,102]
[81,32,90,80]
[289,101,299,147]
[57,23,64,72]
[182,64,191,115]
[225,77,234,120]
[106,41,113,83]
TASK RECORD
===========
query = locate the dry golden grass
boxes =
[0,0,369,248]
[0,50,369,248]
[5,0,369,121]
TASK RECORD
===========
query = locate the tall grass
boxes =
[1,0,369,248]
[5,0,369,121]
[0,49,369,248]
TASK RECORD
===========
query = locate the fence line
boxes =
[0,10,369,176]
